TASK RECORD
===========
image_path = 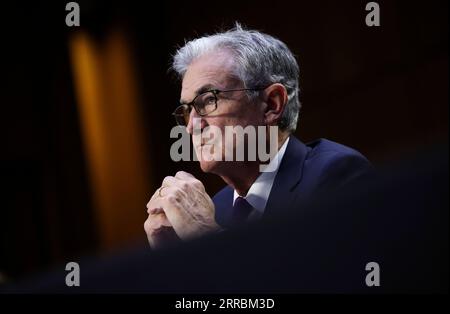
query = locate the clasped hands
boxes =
[144,171,221,249]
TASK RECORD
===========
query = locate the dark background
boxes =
[0,0,448,283]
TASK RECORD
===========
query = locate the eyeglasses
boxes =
[172,86,270,126]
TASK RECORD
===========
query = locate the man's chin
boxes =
[198,160,222,174]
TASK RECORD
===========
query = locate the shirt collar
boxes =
[233,137,290,214]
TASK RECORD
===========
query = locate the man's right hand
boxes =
[144,198,181,249]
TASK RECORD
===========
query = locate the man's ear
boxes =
[264,83,288,126]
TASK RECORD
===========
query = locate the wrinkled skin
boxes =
[144,171,221,248]
[144,49,288,248]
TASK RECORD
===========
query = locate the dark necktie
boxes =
[231,197,254,227]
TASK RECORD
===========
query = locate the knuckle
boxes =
[192,180,203,189]
[173,188,183,198]
[167,195,177,204]
[162,176,173,185]
[180,182,189,190]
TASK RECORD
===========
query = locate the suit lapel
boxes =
[264,136,309,218]
[213,186,234,228]
[213,136,309,227]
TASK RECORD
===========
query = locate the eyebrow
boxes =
[180,84,217,105]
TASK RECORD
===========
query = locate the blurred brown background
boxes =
[0,0,448,282]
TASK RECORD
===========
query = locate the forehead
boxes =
[180,50,237,101]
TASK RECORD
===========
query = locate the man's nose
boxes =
[186,109,207,134]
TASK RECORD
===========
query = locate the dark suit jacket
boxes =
[3,142,447,293]
[213,136,373,228]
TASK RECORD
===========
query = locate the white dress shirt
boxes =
[233,137,290,221]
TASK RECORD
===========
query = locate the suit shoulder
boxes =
[306,138,368,161]
[303,138,374,188]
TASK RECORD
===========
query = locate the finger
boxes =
[144,212,176,249]
[148,187,162,204]
[162,176,182,188]
[147,192,161,209]
[147,191,166,212]
[157,189,191,232]
[147,182,175,208]
[145,212,172,230]
[147,186,189,229]
[154,213,172,228]
[148,207,164,215]
[175,171,195,180]
[175,171,205,192]
[149,226,180,249]
[163,176,196,195]
[159,185,187,200]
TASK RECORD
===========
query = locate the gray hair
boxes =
[171,23,301,133]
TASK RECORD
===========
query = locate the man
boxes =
[144,24,372,249]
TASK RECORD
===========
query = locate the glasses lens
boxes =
[194,91,217,115]
[173,105,191,126]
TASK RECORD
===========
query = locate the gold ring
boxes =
[158,186,166,197]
